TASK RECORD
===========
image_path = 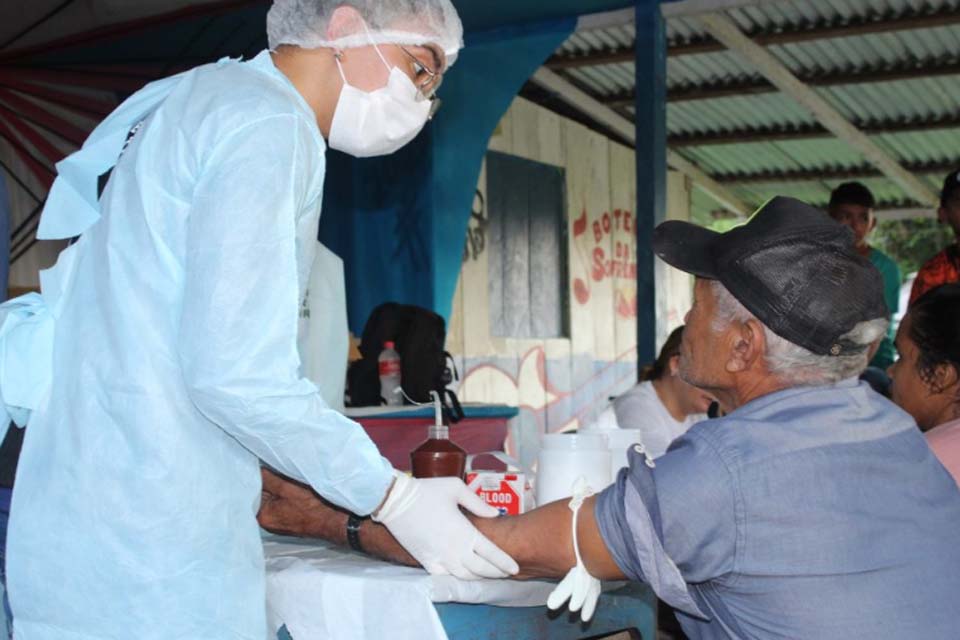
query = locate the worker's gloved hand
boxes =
[547,560,602,622]
[372,470,519,580]
[546,477,601,622]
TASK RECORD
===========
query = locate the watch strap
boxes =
[346,513,365,553]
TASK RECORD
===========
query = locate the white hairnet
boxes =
[267,0,464,67]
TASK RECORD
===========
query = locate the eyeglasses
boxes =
[399,46,443,118]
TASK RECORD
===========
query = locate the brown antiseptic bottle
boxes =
[411,393,466,479]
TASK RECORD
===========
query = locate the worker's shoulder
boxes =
[170,54,321,144]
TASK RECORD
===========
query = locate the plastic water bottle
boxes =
[378,341,402,406]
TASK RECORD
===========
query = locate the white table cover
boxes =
[263,536,558,640]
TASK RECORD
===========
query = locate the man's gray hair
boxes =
[709,281,888,386]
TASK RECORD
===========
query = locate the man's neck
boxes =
[715,373,792,414]
[271,48,341,138]
[856,243,872,258]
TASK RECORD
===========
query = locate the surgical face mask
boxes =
[328,47,431,158]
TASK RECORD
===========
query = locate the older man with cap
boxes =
[260,196,960,639]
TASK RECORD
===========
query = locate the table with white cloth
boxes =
[264,535,656,640]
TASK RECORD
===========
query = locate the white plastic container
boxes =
[605,429,645,482]
[535,433,612,506]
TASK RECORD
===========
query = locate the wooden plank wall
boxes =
[449,97,693,466]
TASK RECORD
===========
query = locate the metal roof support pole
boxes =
[634,0,666,367]
[697,11,939,207]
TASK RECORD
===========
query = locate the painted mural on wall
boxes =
[571,206,638,320]
[462,189,488,263]
[457,347,638,467]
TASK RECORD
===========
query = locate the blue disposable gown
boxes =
[2,51,394,639]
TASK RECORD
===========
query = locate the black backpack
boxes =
[347,303,463,422]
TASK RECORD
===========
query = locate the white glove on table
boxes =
[372,470,519,580]
[546,477,602,622]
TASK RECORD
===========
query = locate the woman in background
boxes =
[613,326,715,458]
[888,283,960,484]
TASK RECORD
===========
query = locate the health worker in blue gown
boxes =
[0,2,518,638]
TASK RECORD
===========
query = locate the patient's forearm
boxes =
[296,503,417,568]
[258,468,415,566]
[472,497,627,581]
[259,468,626,581]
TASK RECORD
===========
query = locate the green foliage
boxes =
[872,218,955,276]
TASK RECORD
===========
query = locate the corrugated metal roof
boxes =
[573,28,960,96]
[668,0,960,44]
[823,76,960,122]
[666,50,757,88]
[662,76,960,136]
[876,129,960,164]
[559,23,634,55]
[544,0,960,220]
[666,92,815,133]
[565,61,634,95]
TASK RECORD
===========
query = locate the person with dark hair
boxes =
[828,182,901,370]
[910,169,960,303]
[889,283,960,483]
[612,326,713,458]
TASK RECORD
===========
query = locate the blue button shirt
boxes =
[596,379,960,639]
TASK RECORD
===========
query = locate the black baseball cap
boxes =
[653,196,888,357]
[940,169,960,208]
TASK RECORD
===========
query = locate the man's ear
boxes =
[868,212,877,234]
[938,206,948,225]
[326,5,365,40]
[726,318,767,374]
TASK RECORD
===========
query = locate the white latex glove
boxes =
[372,470,519,580]
[546,477,602,622]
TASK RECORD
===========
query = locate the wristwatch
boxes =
[346,513,366,553]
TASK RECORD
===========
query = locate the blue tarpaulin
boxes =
[319,18,578,334]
